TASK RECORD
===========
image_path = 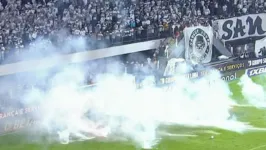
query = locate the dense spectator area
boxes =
[0,0,265,63]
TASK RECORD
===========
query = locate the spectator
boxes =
[0,0,263,64]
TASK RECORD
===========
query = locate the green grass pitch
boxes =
[1,75,266,150]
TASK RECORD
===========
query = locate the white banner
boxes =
[213,13,266,41]
[184,26,213,64]
[255,37,266,58]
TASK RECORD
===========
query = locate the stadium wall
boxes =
[0,39,162,76]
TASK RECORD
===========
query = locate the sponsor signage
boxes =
[184,26,213,64]
[213,61,246,72]
[213,13,266,41]
[0,106,39,135]
[159,69,241,85]
[248,58,266,67]
[247,65,266,77]
[221,72,237,82]
[82,58,264,87]
[221,70,245,82]
[160,69,214,85]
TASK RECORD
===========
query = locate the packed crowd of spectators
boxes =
[0,0,265,63]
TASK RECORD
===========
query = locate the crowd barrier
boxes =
[0,39,162,76]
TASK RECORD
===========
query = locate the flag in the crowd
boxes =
[184,26,213,64]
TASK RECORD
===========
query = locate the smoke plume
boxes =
[20,69,252,149]
[239,74,266,108]
[1,36,252,149]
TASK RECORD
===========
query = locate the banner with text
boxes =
[212,61,247,72]
[246,65,266,77]
[184,26,213,64]
[255,37,266,58]
[247,57,266,67]
[159,69,244,85]
[213,13,266,41]
[0,106,39,134]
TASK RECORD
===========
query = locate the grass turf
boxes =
[1,75,266,150]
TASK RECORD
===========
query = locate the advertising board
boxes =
[221,71,240,82]
[247,58,266,67]
[159,69,244,85]
[246,65,266,77]
[0,106,39,135]
[212,61,247,72]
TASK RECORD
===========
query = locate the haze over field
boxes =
[1,37,264,149]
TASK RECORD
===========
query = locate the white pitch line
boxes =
[200,130,221,135]
[234,104,266,109]
[233,104,254,107]
[249,144,266,150]
[167,134,198,137]
[247,127,266,131]
[159,132,198,137]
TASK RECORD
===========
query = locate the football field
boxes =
[1,75,266,150]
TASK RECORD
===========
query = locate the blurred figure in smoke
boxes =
[228,106,235,120]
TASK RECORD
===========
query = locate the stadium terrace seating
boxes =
[0,0,265,64]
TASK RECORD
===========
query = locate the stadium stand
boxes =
[0,0,265,64]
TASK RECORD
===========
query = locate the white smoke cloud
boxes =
[238,74,266,108]
[19,67,251,149]
[1,34,252,149]
[4,34,89,64]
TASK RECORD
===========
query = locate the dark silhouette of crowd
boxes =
[0,0,265,63]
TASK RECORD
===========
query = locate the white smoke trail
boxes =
[238,74,266,108]
[20,68,252,149]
